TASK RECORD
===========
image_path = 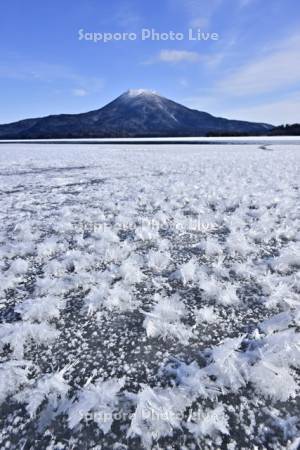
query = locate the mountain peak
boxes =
[124,89,159,98]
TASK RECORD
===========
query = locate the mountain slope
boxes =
[0,89,273,139]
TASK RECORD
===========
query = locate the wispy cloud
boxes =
[183,86,300,125]
[189,17,210,28]
[158,50,201,63]
[114,2,141,27]
[172,0,223,28]
[179,78,189,87]
[217,33,300,96]
[238,0,256,8]
[0,58,105,95]
[182,92,221,112]
[72,88,88,97]
[220,91,300,125]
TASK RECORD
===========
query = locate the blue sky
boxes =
[0,0,299,125]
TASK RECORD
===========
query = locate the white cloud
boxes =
[159,50,201,63]
[72,88,88,97]
[189,17,210,28]
[182,93,221,112]
[179,78,189,87]
[220,93,300,126]
[238,0,255,8]
[217,33,300,96]
[175,0,223,27]
[114,3,141,27]
[0,58,105,94]
[183,90,300,126]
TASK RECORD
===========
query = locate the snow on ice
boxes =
[0,143,299,449]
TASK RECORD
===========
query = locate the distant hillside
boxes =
[269,124,300,136]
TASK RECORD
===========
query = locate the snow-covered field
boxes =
[0,143,299,449]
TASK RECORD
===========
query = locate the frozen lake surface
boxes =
[0,144,299,449]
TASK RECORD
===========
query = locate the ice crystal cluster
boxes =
[0,143,299,449]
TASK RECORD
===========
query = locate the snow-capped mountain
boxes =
[0,89,273,138]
